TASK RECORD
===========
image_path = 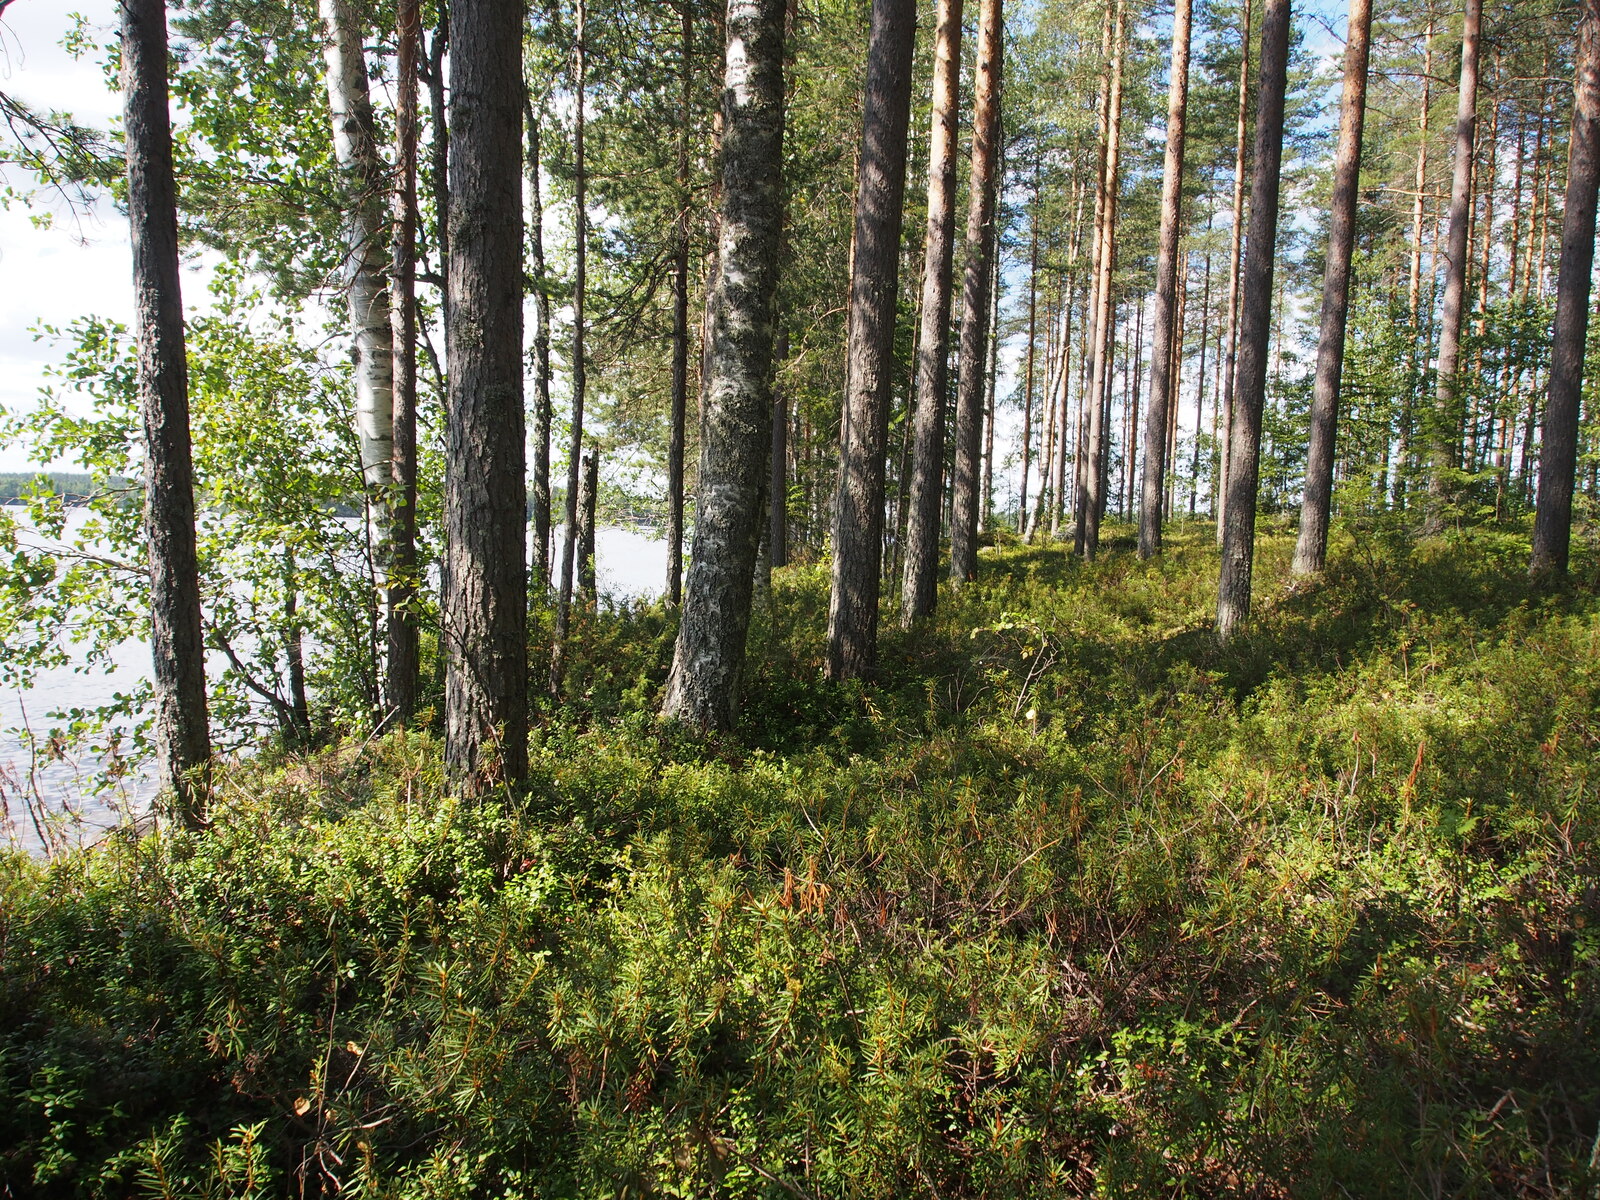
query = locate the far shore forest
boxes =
[1,0,1598,1194]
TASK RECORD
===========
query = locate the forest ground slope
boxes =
[2,520,1597,1197]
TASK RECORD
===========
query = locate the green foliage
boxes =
[4,527,1598,1196]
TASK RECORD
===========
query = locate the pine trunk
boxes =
[901,0,964,622]
[1425,0,1481,532]
[828,0,917,679]
[1138,0,1193,558]
[1531,0,1600,579]
[668,0,693,605]
[122,0,211,824]
[949,0,1004,583]
[388,0,421,722]
[527,101,554,593]
[443,0,526,791]
[1217,0,1252,546]
[1292,0,1371,576]
[1215,0,1290,642]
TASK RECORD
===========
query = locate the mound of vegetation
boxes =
[2,524,1596,1198]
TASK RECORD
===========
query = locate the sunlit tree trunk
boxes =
[662,0,787,729]
[1293,0,1371,576]
[949,0,1004,583]
[1217,0,1252,545]
[1215,0,1290,642]
[1139,0,1192,558]
[122,0,211,824]
[902,0,963,622]
[1531,0,1600,580]
[1078,0,1125,562]
[443,0,525,791]
[319,0,395,546]
[827,0,916,679]
[1425,0,1481,533]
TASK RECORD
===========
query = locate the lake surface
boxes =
[1,514,668,854]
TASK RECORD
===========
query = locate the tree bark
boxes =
[828,0,917,679]
[551,0,588,694]
[1138,0,1193,558]
[662,0,787,729]
[388,0,421,722]
[1292,0,1371,576]
[577,450,598,600]
[527,98,554,593]
[1531,0,1600,579]
[948,0,1003,584]
[319,0,395,528]
[668,0,693,606]
[1425,0,1481,532]
[122,0,211,824]
[444,0,526,791]
[770,327,790,568]
[1017,162,1039,538]
[902,0,960,611]
[1217,0,1252,546]
[1215,0,1290,642]
[1078,0,1125,562]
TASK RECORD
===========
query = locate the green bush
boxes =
[3,525,1597,1197]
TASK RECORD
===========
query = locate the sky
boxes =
[0,0,147,473]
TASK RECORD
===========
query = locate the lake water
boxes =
[1,514,668,854]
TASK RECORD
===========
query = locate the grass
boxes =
[1,519,1597,1198]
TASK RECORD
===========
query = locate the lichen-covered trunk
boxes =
[662,0,787,730]
[444,0,526,791]
[1531,0,1600,579]
[1292,0,1370,577]
[1425,0,1481,533]
[1215,0,1290,643]
[827,0,917,680]
[900,0,963,623]
[1138,0,1192,559]
[949,0,1003,584]
[122,0,211,825]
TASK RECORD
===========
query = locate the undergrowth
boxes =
[2,521,1597,1197]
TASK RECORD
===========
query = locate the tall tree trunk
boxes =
[122,0,210,824]
[526,99,554,593]
[1078,0,1125,561]
[551,0,588,695]
[770,327,790,568]
[577,451,598,600]
[828,0,917,680]
[981,247,1001,533]
[1018,166,1039,537]
[444,0,526,791]
[320,0,395,528]
[426,7,449,305]
[1127,294,1145,516]
[1051,182,1085,539]
[1138,0,1193,558]
[901,0,963,621]
[1215,0,1290,642]
[662,0,787,729]
[949,0,1004,583]
[1425,0,1481,532]
[388,0,421,722]
[1189,244,1212,514]
[1531,0,1600,579]
[1217,0,1252,546]
[1293,0,1372,576]
[668,0,694,605]
[320,0,395,708]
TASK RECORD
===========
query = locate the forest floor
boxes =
[3,518,1598,1198]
